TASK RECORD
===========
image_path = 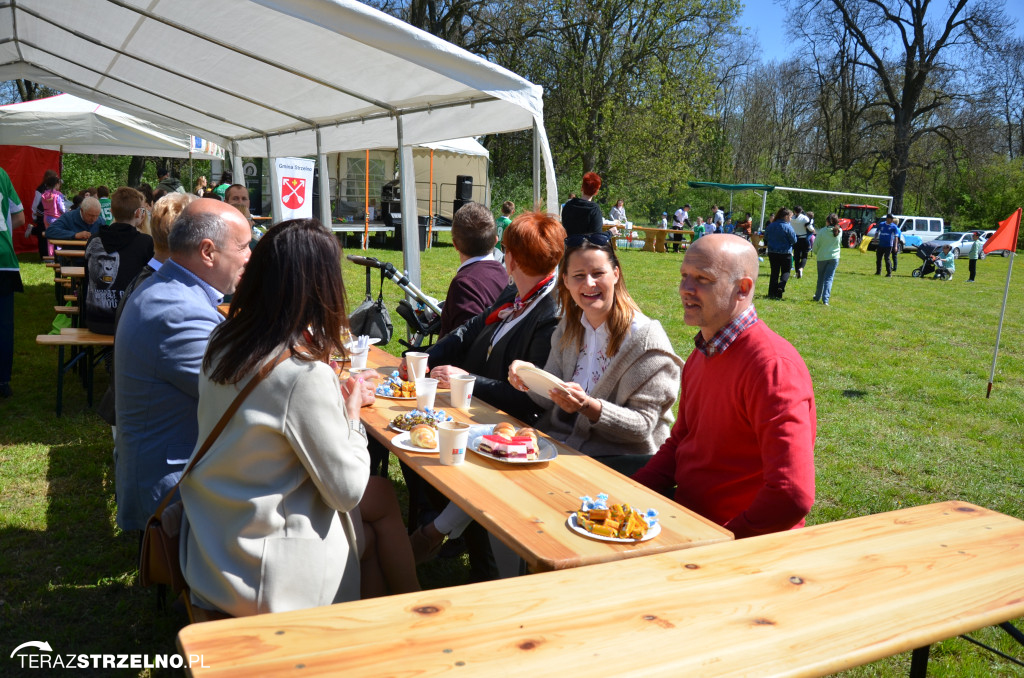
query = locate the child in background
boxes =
[41,176,66,227]
[96,186,113,224]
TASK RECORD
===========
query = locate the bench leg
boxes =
[909,645,929,678]
[55,345,65,417]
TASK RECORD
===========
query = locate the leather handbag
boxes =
[139,349,292,592]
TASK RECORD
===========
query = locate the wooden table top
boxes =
[358,347,731,572]
[49,239,87,247]
[178,501,1024,678]
[53,249,86,259]
[60,266,85,278]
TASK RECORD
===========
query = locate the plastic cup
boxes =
[437,421,470,466]
[415,378,438,410]
[406,352,429,381]
[449,374,476,412]
[349,348,368,370]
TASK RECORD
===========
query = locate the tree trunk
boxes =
[128,156,147,187]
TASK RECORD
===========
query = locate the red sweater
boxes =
[632,320,815,538]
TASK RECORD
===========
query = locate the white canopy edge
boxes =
[0,93,224,159]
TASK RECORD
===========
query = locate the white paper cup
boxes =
[406,352,429,381]
[437,421,470,466]
[449,374,476,412]
[349,348,368,370]
[415,378,438,411]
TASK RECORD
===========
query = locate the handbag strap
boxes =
[152,348,292,519]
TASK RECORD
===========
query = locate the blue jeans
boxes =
[814,258,838,304]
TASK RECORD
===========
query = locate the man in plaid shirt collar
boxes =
[632,235,816,538]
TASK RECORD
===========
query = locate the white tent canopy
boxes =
[0,93,224,158]
[0,0,558,283]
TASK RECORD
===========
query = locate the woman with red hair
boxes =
[560,172,605,236]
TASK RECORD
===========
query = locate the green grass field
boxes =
[1,237,1022,676]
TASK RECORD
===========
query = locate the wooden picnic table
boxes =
[52,248,85,259]
[60,266,85,278]
[177,501,1024,678]
[606,224,693,252]
[48,238,87,248]
[359,346,731,573]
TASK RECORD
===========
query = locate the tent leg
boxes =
[315,127,331,230]
[396,116,420,287]
[532,120,541,211]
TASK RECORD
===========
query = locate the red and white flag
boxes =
[270,157,316,220]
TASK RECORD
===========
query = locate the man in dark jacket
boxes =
[45,198,105,240]
[82,187,154,334]
[156,167,186,195]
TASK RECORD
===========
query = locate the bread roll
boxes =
[492,421,516,439]
[409,423,437,449]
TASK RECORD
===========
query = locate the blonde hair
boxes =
[151,193,196,256]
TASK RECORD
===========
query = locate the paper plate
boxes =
[517,365,570,399]
[391,431,438,453]
[468,427,558,465]
[566,513,660,543]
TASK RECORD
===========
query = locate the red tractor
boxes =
[837,204,880,248]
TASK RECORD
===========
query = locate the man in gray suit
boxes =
[114,198,252,531]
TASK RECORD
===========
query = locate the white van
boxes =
[895,215,945,247]
[867,214,945,251]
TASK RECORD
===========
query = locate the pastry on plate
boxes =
[409,423,438,449]
[492,421,516,439]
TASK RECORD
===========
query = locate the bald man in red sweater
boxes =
[632,235,816,538]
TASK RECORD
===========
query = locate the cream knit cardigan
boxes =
[530,314,684,458]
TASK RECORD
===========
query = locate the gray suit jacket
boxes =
[113,259,222,531]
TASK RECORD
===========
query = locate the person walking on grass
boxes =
[874,214,900,277]
[967,232,982,282]
[765,208,796,300]
[811,213,842,306]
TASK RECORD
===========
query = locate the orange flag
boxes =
[983,208,1021,255]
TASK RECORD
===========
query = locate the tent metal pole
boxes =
[532,120,541,211]
[396,115,420,287]
[315,127,331,230]
[760,191,767,231]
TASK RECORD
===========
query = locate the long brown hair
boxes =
[557,240,640,357]
[204,218,348,384]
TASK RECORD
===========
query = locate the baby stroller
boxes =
[911,241,949,279]
[346,255,443,349]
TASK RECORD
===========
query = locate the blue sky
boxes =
[739,0,1024,63]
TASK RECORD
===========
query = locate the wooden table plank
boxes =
[48,239,87,248]
[178,501,1024,678]
[360,347,731,572]
[60,266,85,278]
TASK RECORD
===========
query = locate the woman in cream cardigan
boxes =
[180,219,382,618]
[510,230,684,475]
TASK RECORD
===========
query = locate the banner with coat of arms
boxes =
[269,157,316,221]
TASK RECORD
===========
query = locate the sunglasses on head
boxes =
[564,232,612,248]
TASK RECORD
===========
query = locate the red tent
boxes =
[0,145,60,254]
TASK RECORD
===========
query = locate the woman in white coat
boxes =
[180,219,376,617]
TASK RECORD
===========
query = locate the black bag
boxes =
[348,268,393,344]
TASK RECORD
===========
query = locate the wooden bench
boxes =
[35,328,114,416]
[54,305,80,315]
[178,501,1024,677]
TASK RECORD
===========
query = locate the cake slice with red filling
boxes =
[479,434,538,460]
